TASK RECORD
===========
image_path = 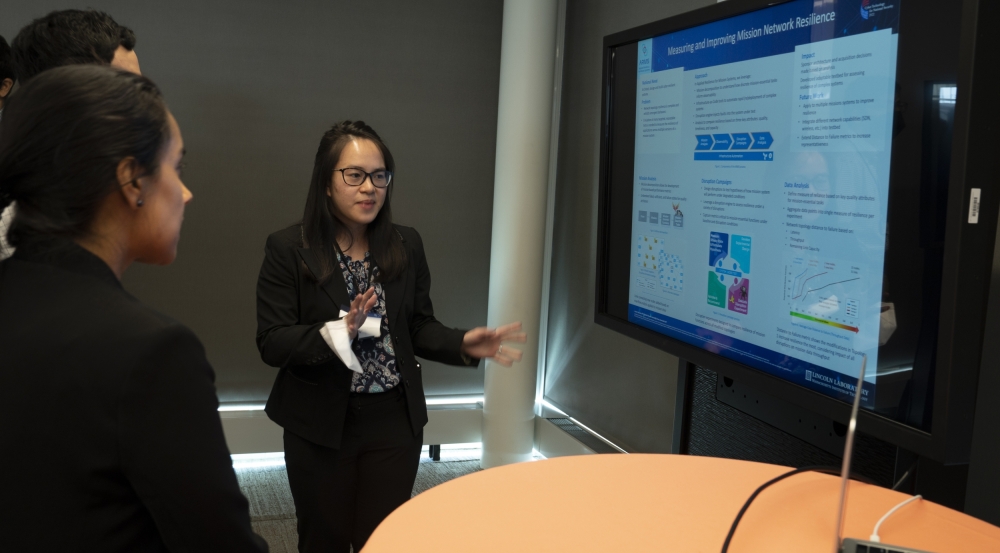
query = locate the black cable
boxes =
[891,461,917,491]
[719,465,876,553]
[891,469,912,491]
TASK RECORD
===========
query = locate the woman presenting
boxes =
[256,120,525,552]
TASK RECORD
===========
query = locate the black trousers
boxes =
[283,386,423,553]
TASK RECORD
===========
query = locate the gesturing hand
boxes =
[346,287,377,341]
[461,322,527,367]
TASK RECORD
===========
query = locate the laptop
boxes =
[835,355,933,553]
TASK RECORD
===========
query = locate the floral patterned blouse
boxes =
[337,251,401,393]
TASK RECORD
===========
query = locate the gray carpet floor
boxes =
[234,448,482,553]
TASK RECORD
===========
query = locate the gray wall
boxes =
[0,0,503,402]
[543,0,712,453]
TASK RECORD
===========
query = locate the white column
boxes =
[481,0,560,469]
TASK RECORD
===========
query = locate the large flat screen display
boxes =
[626,0,900,409]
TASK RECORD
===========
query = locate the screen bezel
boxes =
[594,0,992,463]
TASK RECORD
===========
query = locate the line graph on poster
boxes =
[784,256,867,333]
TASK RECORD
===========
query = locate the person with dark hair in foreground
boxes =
[256,120,527,552]
[2,9,140,261]
[0,65,267,552]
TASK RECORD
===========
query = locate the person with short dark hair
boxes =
[10,9,140,82]
[1,10,141,261]
[0,65,267,553]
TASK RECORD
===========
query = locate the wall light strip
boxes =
[219,395,484,412]
[232,460,286,469]
[218,404,266,412]
[421,442,483,451]
[231,452,285,469]
[424,396,483,406]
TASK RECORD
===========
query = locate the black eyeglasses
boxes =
[336,168,393,188]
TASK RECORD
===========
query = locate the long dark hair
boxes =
[302,120,406,283]
[0,65,168,247]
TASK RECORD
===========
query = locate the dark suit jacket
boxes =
[256,224,477,449]
[0,238,267,553]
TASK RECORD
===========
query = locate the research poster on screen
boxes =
[626,0,900,405]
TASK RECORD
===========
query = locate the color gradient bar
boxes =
[790,311,859,333]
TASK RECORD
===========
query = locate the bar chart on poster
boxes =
[627,0,900,407]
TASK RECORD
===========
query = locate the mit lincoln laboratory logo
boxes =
[806,370,813,382]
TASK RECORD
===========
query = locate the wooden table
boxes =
[364,454,1000,552]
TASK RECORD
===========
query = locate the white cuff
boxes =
[319,319,363,373]
[359,316,381,339]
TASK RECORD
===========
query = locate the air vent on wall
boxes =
[547,418,623,454]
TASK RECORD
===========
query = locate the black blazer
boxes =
[256,224,477,449]
[0,239,266,552]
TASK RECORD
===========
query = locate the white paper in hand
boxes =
[319,319,363,373]
[318,311,384,374]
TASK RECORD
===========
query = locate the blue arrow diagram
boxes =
[751,132,773,149]
[711,134,733,150]
[731,133,752,149]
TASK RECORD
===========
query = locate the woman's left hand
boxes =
[461,322,527,367]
